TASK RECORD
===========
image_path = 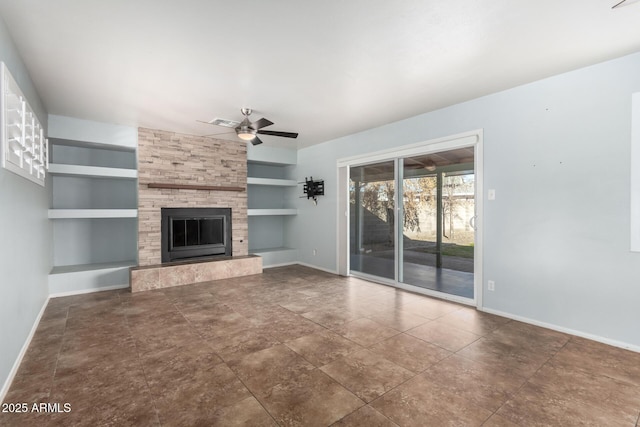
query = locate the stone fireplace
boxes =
[130,128,261,292]
[136,127,249,266]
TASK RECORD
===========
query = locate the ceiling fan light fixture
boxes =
[237,128,256,140]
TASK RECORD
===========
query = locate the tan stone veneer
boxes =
[130,255,262,292]
[137,128,248,266]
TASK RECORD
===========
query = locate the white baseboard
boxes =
[295,262,339,276]
[262,261,299,269]
[480,307,640,354]
[0,296,50,403]
[49,283,129,299]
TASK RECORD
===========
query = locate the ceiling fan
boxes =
[612,0,640,7]
[198,108,298,145]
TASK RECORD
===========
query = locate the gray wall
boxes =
[293,52,640,349]
[0,16,50,397]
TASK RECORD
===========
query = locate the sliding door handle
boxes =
[469,215,477,230]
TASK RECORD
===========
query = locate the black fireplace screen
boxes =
[161,208,232,262]
[171,218,224,248]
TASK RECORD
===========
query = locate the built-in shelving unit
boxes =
[246,145,298,267]
[47,115,138,295]
[50,260,137,275]
[48,163,137,179]
[246,177,297,187]
[249,246,298,265]
[48,209,138,219]
[248,208,297,216]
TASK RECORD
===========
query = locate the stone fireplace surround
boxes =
[130,128,261,292]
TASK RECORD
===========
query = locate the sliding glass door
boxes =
[349,146,476,301]
[349,160,396,280]
[400,149,475,298]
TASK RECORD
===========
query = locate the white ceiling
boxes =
[1,0,639,149]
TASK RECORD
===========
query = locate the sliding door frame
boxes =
[337,129,484,308]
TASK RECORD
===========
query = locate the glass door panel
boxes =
[349,160,396,280]
[401,148,475,298]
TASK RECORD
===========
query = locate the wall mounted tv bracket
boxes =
[301,177,324,205]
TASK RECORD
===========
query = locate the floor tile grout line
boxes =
[172,291,287,421]
[189,282,397,424]
[430,322,572,425]
[329,402,397,426]
[122,301,165,426]
[563,335,640,387]
[283,294,470,377]
[360,349,458,411]
[404,325,481,354]
[164,289,291,425]
[227,370,282,426]
[313,365,371,406]
[48,305,71,401]
[480,335,573,424]
[361,344,509,423]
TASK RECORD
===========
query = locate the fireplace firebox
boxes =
[161,208,232,263]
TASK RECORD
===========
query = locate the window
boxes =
[1,62,47,186]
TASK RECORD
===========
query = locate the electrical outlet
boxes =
[312,249,317,256]
[488,189,496,200]
[487,280,495,291]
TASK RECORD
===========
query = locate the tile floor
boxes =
[1,265,639,426]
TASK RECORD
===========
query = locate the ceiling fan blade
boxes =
[198,118,241,127]
[202,131,236,137]
[251,118,274,130]
[250,136,264,146]
[257,129,299,139]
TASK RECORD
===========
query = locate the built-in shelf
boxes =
[48,209,138,219]
[250,247,296,254]
[250,247,297,267]
[147,183,245,192]
[49,163,137,179]
[248,209,297,216]
[50,260,137,275]
[48,137,136,152]
[47,119,139,294]
[247,177,297,187]
[246,151,298,267]
[49,260,134,296]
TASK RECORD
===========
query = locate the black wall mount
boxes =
[301,177,324,204]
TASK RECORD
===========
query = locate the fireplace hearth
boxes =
[161,207,232,263]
